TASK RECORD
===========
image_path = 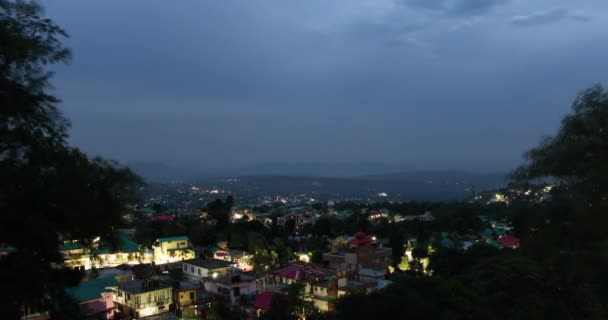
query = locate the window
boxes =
[191,266,194,272]
[189,292,195,300]
[126,293,131,300]
[180,241,187,246]
[183,264,187,271]
[180,294,183,299]
[233,287,240,297]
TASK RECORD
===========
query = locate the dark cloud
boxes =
[512,8,591,27]
[400,0,509,17]
[36,0,608,173]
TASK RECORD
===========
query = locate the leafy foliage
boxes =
[0,1,140,317]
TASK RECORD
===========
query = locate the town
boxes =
[49,187,533,319]
[3,0,607,319]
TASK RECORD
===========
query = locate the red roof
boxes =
[498,235,520,248]
[152,214,173,221]
[252,292,279,310]
[272,262,329,280]
[348,232,372,246]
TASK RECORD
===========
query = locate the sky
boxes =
[41,0,608,174]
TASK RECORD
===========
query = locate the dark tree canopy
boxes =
[0,1,141,318]
[514,85,608,198]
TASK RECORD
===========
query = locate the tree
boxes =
[389,233,405,270]
[513,85,608,200]
[152,202,162,213]
[0,1,140,317]
[206,197,233,228]
[285,218,296,235]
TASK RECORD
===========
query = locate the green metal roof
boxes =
[338,209,352,215]
[380,208,389,214]
[252,212,271,217]
[494,228,506,236]
[158,236,189,243]
[481,228,494,237]
[97,235,140,254]
[66,277,117,303]
[61,242,85,251]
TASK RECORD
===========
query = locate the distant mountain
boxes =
[128,162,199,183]
[233,162,405,177]
[361,171,508,190]
[212,174,479,201]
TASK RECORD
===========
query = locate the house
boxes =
[335,209,353,219]
[358,268,386,283]
[337,280,375,298]
[204,273,257,305]
[181,259,235,284]
[498,235,520,249]
[60,241,91,271]
[87,266,134,283]
[323,232,392,273]
[94,235,145,268]
[260,261,339,306]
[310,279,340,312]
[368,210,388,220]
[173,281,200,309]
[152,236,196,264]
[66,277,117,319]
[113,279,172,319]
[252,291,280,317]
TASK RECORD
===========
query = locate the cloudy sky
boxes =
[41,0,608,173]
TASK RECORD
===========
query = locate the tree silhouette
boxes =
[0,1,141,317]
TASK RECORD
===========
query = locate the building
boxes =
[182,259,235,284]
[322,232,392,274]
[204,273,257,305]
[60,241,91,271]
[173,281,200,309]
[261,261,341,310]
[498,235,520,249]
[94,235,147,268]
[358,268,386,283]
[113,280,172,318]
[152,236,196,264]
[252,291,280,317]
[66,277,117,320]
[214,249,254,272]
[61,235,148,271]
[311,279,339,312]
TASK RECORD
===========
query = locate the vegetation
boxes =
[0,0,140,318]
[3,0,608,319]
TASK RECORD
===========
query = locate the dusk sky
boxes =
[42,0,608,174]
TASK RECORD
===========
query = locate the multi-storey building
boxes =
[113,280,172,318]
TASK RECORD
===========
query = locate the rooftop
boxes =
[183,258,234,270]
[272,262,332,281]
[157,236,189,243]
[117,280,171,294]
[211,273,256,286]
[97,234,140,254]
[66,277,117,303]
[340,280,375,292]
[359,268,386,278]
[175,281,200,291]
[252,291,279,310]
